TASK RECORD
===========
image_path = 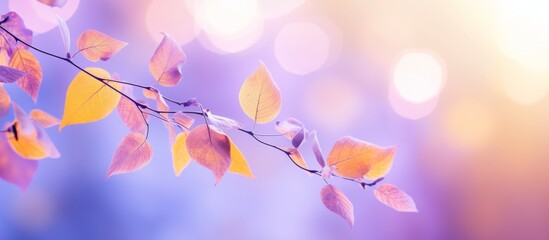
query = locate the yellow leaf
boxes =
[7,121,59,160]
[60,68,121,130]
[172,132,191,176]
[326,137,396,179]
[239,63,281,124]
[228,138,254,179]
[9,49,42,101]
[7,121,47,160]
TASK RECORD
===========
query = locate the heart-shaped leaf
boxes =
[106,133,153,179]
[239,63,281,124]
[149,33,186,87]
[60,68,121,130]
[186,125,231,184]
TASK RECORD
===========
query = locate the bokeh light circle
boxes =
[190,0,263,53]
[497,0,549,69]
[9,0,80,34]
[274,22,330,75]
[502,70,549,105]
[258,0,306,19]
[146,0,199,44]
[389,83,439,119]
[392,51,445,103]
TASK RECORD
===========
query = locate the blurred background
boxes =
[1,0,549,239]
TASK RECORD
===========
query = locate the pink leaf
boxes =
[36,0,68,8]
[117,86,148,134]
[149,33,187,87]
[186,125,231,184]
[0,65,27,83]
[76,29,127,62]
[9,49,42,101]
[374,184,418,212]
[0,138,38,190]
[0,85,9,118]
[320,184,354,228]
[173,111,194,130]
[311,130,325,168]
[142,87,175,142]
[30,109,60,128]
[0,12,33,56]
[106,133,153,179]
[54,13,70,56]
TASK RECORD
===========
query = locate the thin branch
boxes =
[0,19,382,189]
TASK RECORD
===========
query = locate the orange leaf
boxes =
[284,148,308,170]
[186,125,231,184]
[8,104,59,160]
[30,109,60,128]
[374,184,418,212]
[9,49,42,101]
[106,133,153,179]
[239,62,281,124]
[326,137,396,179]
[149,33,186,87]
[0,48,9,65]
[0,139,37,190]
[228,138,254,179]
[320,184,354,228]
[76,29,127,62]
[0,85,10,118]
[172,132,191,176]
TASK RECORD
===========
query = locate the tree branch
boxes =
[0,19,384,189]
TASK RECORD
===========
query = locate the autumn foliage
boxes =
[0,9,416,227]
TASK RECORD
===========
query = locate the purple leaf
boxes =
[310,130,325,168]
[0,65,27,83]
[0,12,33,56]
[149,33,186,87]
[36,0,68,8]
[291,127,305,148]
